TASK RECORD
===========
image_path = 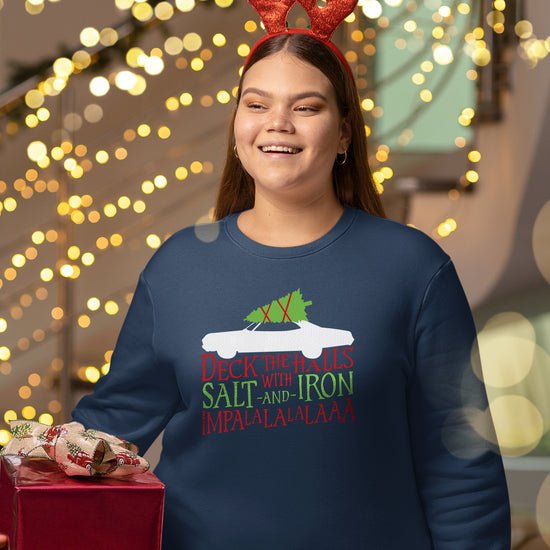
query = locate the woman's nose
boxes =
[268,108,294,133]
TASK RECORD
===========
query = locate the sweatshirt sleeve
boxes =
[407,259,511,549]
[72,272,182,453]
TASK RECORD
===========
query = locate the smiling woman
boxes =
[234,52,349,224]
[215,33,385,235]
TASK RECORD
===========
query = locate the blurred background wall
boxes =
[1,0,550,543]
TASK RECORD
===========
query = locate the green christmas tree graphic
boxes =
[82,429,98,440]
[66,441,83,456]
[11,422,32,439]
[244,290,312,324]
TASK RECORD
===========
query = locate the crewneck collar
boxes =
[224,206,357,259]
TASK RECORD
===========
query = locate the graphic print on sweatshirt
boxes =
[200,290,356,435]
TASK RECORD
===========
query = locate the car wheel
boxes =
[217,347,237,359]
[302,346,322,359]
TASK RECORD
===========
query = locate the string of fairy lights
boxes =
[0,0,547,445]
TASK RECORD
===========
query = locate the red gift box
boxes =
[0,456,164,550]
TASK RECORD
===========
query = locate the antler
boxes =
[247,0,358,41]
[300,0,358,41]
[247,0,297,34]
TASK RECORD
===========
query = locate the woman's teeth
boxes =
[261,145,301,154]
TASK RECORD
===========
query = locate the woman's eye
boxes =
[247,103,265,110]
[295,106,319,113]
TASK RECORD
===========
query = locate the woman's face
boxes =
[234,51,350,204]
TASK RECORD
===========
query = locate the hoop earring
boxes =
[336,150,347,165]
[233,145,239,159]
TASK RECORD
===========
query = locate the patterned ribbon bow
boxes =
[0,420,149,477]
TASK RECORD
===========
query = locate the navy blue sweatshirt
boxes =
[73,207,510,549]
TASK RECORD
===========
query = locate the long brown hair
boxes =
[213,33,386,220]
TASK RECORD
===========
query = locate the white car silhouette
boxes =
[201,320,354,359]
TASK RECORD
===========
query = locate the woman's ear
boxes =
[338,117,352,153]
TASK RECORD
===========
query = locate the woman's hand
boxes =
[0,533,8,548]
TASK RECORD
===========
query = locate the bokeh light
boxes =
[489,395,543,456]
[90,76,110,96]
[363,0,382,19]
[80,27,100,47]
[470,311,550,457]
[533,200,550,285]
[473,312,536,388]
[0,431,11,445]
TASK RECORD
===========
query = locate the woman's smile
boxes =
[259,144,302,154]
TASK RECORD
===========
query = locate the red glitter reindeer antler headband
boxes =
[244,0,359,77]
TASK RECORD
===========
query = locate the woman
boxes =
[1,33,510,549]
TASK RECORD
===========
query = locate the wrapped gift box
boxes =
[0,456,164,550]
